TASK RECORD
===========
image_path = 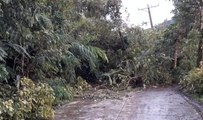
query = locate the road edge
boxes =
[174,87,203,119]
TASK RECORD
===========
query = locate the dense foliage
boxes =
[157,0,203,99]
[1,0,203,119]
[0,77,55,119]
[0,0,131,119]
[180,68,203,94]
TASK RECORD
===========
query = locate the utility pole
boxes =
[138,4,159,29]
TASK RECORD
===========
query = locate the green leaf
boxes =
[8,43,31,58]
[0,47,7,62]
[2,0,11,4]
[35,14,53,30]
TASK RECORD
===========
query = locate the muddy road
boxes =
[54,87,202,120]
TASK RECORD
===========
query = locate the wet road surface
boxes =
[54,87,202,120]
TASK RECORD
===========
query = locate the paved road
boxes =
[54,87,202,120]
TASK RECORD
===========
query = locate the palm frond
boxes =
[61,51,81,83]
[0,64,9,83]
[87,46,109,63]
[2,0,11,4]
[7,43,31,58]
[101,69,122,85]
[61,51,81,67]
[69,43,97,70]
[35,14,53,30]
[69,42,108,70]
[0,47,7,62]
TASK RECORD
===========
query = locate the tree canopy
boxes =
[1,0,203,119]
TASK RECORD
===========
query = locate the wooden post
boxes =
[138,4,159,29]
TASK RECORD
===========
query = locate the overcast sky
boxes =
[121,0,174,28]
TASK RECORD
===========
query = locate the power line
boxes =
[138,4,159,29]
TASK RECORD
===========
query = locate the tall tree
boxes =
[197,0,203,67]
[172,0,201,68]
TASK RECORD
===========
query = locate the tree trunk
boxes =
[197,0,203,67]
[197,39,203,67]
[174,39,179,69]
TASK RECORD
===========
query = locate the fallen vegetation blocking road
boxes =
[54,87,202,120]
[1,0,203,119]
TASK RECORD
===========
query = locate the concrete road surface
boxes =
[54,87,202,120]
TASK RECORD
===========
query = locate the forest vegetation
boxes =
[0,0,203,119]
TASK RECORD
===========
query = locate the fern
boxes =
[101,69,122,85]
[0,65,9,83]
[35,14,53,30]
[7,43,31,58]
[69,42,108,70]
[87,46,109,63]
[0,47,7,62]
[2,0,11,4]
[60,51,81,83]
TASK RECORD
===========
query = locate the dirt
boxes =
[54,87,203,120]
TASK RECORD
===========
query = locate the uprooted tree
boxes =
[1,0,203,119]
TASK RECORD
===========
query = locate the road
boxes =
[54,87,202,120]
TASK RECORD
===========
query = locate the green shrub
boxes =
[46,77,91,105]
[0,77,55,120]
[75,76,92,91]
[53,85,74,104]
[180,68,203,94]
[45,78,74,104]
[144,66,173,85]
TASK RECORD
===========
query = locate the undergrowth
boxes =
[180,68,203,94]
